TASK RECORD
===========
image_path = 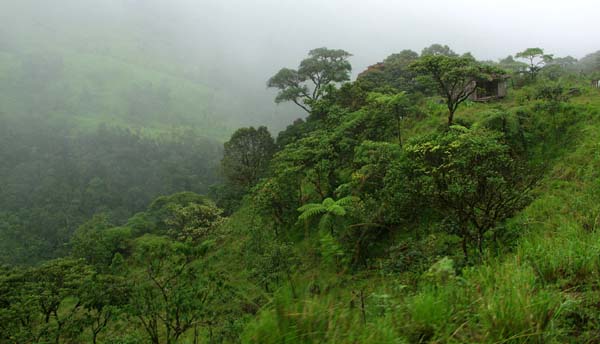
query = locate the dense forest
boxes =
[3,39,600,342]
[3,1,600,343]
[0,115,221,265]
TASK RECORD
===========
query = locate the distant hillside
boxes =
[0,0,297,140]
[0,49,229,138]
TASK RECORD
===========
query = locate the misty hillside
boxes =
[3,1,600,343]
[0,0,297,139]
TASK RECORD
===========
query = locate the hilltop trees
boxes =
[268,48,352,113]
[577,50,600,73]
[357,50,421,93]
[421,44,458,57]
[498,55,528,73]
[410,55,504,125]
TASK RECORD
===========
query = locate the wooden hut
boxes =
[469,75,510,102]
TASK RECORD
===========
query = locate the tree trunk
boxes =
[395,111,402,146]
[448,109,455,126]
[359,289,367,325]
[461,234,468,262]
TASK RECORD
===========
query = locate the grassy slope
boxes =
[238,87,600,343]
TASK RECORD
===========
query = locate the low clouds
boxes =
[1,0,597,129]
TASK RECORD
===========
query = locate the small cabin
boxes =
[592,80,600,89]
[469,75,510,102]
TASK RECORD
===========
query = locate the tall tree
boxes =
[268,48,352,113]
[411,55,503,125]
[515,48,553,79]
[221,126,276,191]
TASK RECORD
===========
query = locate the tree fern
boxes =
[297,197,359,234]
[297,204,327,221]
[336,196,359,207]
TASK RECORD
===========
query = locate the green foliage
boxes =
[220,126,276,212]
[410,54,506,125]
[499,55,529,74]
[128,235,216,344]
[405,127,537,259]
[421,44,458,57]
[268,48,352,113]
[357,50,423,94]
[247,238,300,294]
[364,92,413,144]
[297,196,359,234]
[0,119,220,265]
[535,82,569,102]
[70,215,132,269]
[421,257,456,285]
[4,44,600,343]
[0,258,95,343]
[515,47,554,80]
[318,232,349,269]
[165,201,225,244]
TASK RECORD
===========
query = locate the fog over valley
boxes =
[2,0,598,136]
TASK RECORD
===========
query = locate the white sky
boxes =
[5,0,599,76]
[187,0,600,74]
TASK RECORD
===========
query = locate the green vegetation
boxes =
[515,48,554,80]
[3,40,600,343]
[268,48,353,114]
[0,117,221,265]
[410,54,505,125]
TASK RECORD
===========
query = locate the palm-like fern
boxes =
[297,196,358,234]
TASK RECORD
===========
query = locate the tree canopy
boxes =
[515,47,553,79]
[221,126,276,190]
[268,48,352,113]
[410,54,505,125]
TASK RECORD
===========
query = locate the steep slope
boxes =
[239,87,600,343]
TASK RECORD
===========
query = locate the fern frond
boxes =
[297,203,323,212]
[298,205,327,220]
[328,204,346,216]
[322,198,335,207]
[336,196,360,206]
